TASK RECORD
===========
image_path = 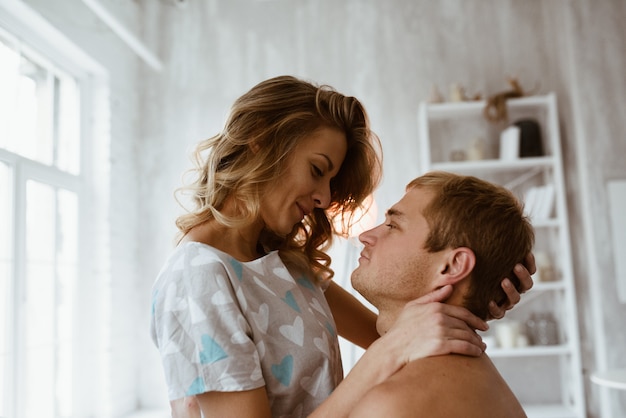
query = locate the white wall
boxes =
[564,2,626,415]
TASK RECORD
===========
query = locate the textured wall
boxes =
[137,0,626,415]
[564,1,626,415]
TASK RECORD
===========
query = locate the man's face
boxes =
[351,187,444,309]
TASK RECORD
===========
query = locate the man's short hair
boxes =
[407,171,535,319]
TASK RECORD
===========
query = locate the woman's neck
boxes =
[183,220,264,262]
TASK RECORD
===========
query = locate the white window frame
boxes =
[0,1,110,416]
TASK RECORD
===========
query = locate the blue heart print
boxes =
[199,334,228,364]
[230,258,243,281]
[296,276,315,291]
[282,291,301,312]
[272,355,294,386]
[151,288,158,317]
[186,377,206,396]
[324,321,336,337]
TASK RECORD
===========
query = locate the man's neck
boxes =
[375,308,402,336]
[375,285,470,337]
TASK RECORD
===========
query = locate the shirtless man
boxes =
[349,171,533,418]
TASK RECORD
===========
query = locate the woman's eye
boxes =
[312,165,323,177]
[385,223,395,229]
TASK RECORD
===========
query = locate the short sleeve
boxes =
[151,248,265,400]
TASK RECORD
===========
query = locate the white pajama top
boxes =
[150,242,343,417]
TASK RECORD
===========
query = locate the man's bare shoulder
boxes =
[348,354,527,418]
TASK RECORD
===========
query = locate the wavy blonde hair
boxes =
[175,75,382,281]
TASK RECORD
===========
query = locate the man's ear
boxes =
[437,247,475,287]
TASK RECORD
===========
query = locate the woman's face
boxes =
[260,126,348,236]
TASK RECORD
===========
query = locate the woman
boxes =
[150,75,533,417]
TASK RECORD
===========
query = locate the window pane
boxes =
[0,162,12,417]
[0,36,20,152]
[57,189,77,416]
[15,55,54,165]
[0,41,56,165]
[23,180,55,416]
[2,16,86,418]
[56,75,81,174]
[0,35,80,175]
[21,183,78,416]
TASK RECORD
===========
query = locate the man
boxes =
[349,171,533,418]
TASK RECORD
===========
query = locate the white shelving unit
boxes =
[417,94,585,418]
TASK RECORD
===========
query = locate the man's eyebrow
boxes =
[315,153,334,171]
[386,208,406,219]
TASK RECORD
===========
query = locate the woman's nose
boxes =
[313,183,332,209]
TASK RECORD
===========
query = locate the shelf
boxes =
[515,281,566,307]
[429,156,554,173]
[532,218,561,228]
[531,281,566,292]
[424,95,552,119]
[487,344,571,358]
[418,93,585,417]
[523,403,579,418]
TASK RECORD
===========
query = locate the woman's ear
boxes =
[437,247,475,286]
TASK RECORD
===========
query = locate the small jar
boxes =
[527,312,559,345]
[495,320,521,349]
[467,138,486,161]
[535,252,557,282]
[450,149,467,161]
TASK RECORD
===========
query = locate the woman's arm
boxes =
[181,285,491,418]
[308,336,397,418]
[172,388,272,418]
[194,388,272,418]
[329,252,536,350]
[312,287,489,417]
[327,282,488,355]
[325,281,379,349]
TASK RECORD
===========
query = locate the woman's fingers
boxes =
[408,284,454,304]
[514,263,534,294]
[402,320,486,361]
[393,302,488,361]
[502,277,522,309]
[489,261,535,319]
[435,302,489,332]
[524,252,537,276]
[436,339,485,357]
[488,300,506,319]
